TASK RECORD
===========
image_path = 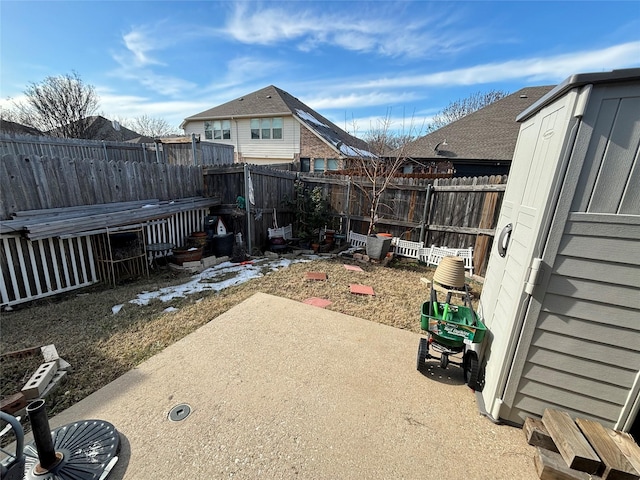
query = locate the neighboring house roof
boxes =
[80,116,144,141]
[0,119,43,136]
[398,86,555,161]
[183,85,374,158]
[47,115,144,141]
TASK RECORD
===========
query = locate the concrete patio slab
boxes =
[40,293,536,479]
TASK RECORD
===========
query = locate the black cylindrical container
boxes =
[213,233,234,257]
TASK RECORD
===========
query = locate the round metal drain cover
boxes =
[169,404,191,422]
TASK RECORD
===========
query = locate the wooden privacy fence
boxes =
[203,164,298,254]
[0,154,205,219]
[0,133,234,167]
[203,167,506,275]
[297,174,507,276]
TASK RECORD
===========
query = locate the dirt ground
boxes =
[0,254,482,419]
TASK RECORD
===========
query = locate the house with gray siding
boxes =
[476,68,640,439]
[180,85,373,170]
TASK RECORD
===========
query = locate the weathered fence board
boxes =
[203,164,298,253]
[297,174,507,275]
[0,154,205,219]
[1,133,235,167]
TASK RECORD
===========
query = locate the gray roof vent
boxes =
[520,94,528,98]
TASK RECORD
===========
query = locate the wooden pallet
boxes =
[524,409,640,480]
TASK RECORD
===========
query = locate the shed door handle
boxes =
[497,223,513,258]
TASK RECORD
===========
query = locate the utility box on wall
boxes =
[476,68,640,433]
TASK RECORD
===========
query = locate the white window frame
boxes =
[250,117,283,140]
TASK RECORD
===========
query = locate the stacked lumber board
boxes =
[524,408,640,480]
[0,196,221,240]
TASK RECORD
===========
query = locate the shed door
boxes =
[499,83,640,428]
[479,89,582,419]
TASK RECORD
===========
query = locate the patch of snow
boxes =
[295,109,329,128]
[112,304,124,315]
[339,144,377,158]
[163,307,179,313]
[129,257,312,306]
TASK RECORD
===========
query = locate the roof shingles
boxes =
[401,86,554,161]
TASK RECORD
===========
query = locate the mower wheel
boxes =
[464,351,481,390]
[417,338,428,371]
[440,353,449,369]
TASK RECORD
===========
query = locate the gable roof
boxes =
[399,86,554,161]
[183,85,374,158]
[0,119,43,136]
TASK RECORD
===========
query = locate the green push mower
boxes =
[416,258,486,391]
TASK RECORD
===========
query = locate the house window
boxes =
[261,119,271,139]
[205,120,231,140]
[326,158,338,171]
[300,158,310,172]
[250,117,283,140]
[213,120,231,140]
[272,117,283,139]
[313,158,325,172]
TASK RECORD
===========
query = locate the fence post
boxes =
[102,141,108,161]
[142,143,147,163]
[191,133,197,166]
[345,176,352,235]
[244,163,252,254]
[419,183,433,244]
[154,140,161,163]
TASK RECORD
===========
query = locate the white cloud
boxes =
[358,42,640,89]
[334,113,432,138]
[223,2,481,59]
[305,91,422,110]
[111,23,202,97]
[122,28,165,67]
[96,87,211,128]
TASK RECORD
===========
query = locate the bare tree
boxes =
[426,89,509,132]
[119,115,178,138]
[12,71,99,138]
[352,116,419,235]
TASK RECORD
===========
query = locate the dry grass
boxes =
[0,255,482,418]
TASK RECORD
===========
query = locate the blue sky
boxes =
[1,1,639,137]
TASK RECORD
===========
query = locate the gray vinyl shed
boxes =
[476,68,640,435]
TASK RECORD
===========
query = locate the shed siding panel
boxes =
[537,312,639,351]
[512,392,616,426]
[526,347,637,388]
[553,255,638,287]
[522,363,629,405]
[506,212,640,427]
[557,235,640,266]
[541,293,638,330]
[587,96,640,214]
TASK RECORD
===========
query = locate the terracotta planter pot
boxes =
[172,247,203,265]
[188,232,208,249]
